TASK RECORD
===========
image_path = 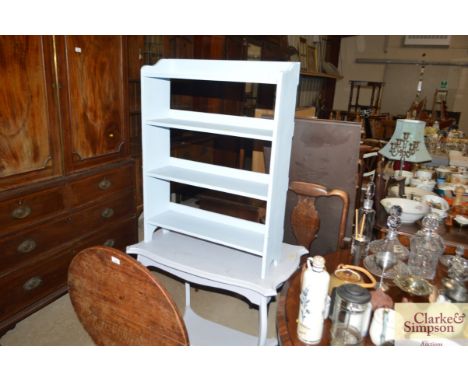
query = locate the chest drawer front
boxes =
[0,189,135,273]
[0,216,74,271]
[74,216,138,253]
[72,190,135,238]
[0,186,65,234]
[0,248,75,320]
[68,164,133,207]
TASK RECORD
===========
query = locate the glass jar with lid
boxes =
[329,284,372,345]
[408,213,445,280]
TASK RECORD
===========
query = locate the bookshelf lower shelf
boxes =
[146,206,266,256]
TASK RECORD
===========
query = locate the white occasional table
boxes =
[127,230,307,346]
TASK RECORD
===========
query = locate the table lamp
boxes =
[379,119,432,177]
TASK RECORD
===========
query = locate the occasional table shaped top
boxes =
[128,229,308,298]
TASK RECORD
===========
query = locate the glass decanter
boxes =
[366,206,409,290]
[408,213,445,280]
[447,245,468,282]
[357,182,376,242]
[351,182,376,265]
[368,205,409,261]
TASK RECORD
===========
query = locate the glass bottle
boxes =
[352,182,376,265]
[358,182,376,241]
[408,213,445,280]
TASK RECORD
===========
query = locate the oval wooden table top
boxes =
[276,248,456,346]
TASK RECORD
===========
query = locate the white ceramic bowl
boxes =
[410,178,436,192]
[416,169,433,181]
[380,197,430,224]
[393,170,414,185]
[421,194,449,220]
[389,186,436,200]
[455,215,468,226]
[451,173,468,185]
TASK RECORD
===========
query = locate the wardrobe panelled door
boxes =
[0,36,62,190]
[56,36,129,172]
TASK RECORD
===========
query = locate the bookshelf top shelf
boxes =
[142,59,300,84]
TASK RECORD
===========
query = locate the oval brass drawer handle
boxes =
[23,276,43,291]
[12,204,32,219]
[101,208,114,219]
[17,239,37,254]
[103,239,116,247]
[98,178,112,190]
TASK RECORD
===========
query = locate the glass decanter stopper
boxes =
[368,205,409,261]
[409,213,445,280]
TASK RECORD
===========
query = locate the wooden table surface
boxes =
[276,248,456,346]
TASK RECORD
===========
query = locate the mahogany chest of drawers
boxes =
[0,161,138,334]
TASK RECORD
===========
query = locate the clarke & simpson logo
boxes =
[395,303,467,346]
[403,311,466,336]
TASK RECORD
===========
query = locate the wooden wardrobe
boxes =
[0,36,138,333]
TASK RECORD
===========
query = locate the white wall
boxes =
[333,35,468,134]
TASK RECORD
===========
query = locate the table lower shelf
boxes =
[185,306,277,346]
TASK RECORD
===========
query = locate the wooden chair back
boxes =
[68,246,189,346]
[362,138,386,149]
[289,181,349,252]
